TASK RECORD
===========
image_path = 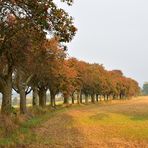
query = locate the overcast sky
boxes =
[57,0,148,87]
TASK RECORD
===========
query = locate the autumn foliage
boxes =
[0,0,140,115]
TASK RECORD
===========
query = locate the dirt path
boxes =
[28,97,148,148]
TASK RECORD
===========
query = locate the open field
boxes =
[1,96,148,148]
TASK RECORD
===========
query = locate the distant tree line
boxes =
[142,83,148,95]
[0,0,140,115]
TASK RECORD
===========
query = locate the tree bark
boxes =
[17,69,28,114]
[91,94,95,103]
[32,87,38,106]
[38,88,46,107]
[20,88,27,114]
[96,94,99,102]
[63,94,69,105]
[50,91,56,107]
[1,71,12,115]
[107,95,109,101]
[77,92,80,104]
[71,93,75,104]
[120,93,122,99]
[85,94,89,104]
[80,92,83,104]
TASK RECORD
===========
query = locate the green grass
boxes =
[79,111,148,139]
[0,107,67,147]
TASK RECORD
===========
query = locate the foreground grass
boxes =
[0,97,148,147]
[0,106,68,147]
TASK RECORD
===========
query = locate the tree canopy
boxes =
[0,0,140,115]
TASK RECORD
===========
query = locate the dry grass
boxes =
[1,96,148,148]
[28,96,148,148]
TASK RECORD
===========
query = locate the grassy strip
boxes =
[0,106,69,147]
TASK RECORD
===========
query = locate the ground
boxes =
[1,96,148,148]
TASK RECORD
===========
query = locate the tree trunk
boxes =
[80,92,83,104]
[1,72,12,115]
[32,87,38,106]
[20,88,27,114]
[85,94,88,104]
[71,93,75,104]
[38,88,46,107]
[77,92,80,104]
[17,70,27,114]
[120,93,122,99]
[96,94,99,102]
[63,94,69,105]
[50,92,56,107]
[103,95,106,101]
[91,94,95,103]
[107,95,109,101]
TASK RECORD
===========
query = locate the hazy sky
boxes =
[57,0,148,87]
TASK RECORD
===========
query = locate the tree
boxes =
[143,83,148,95]
[66,58,81,104]
[30,38,66,108]
[59,60,77,105]
[0,0,76,114]
[45,38,66,107]
[12,28,43,114]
